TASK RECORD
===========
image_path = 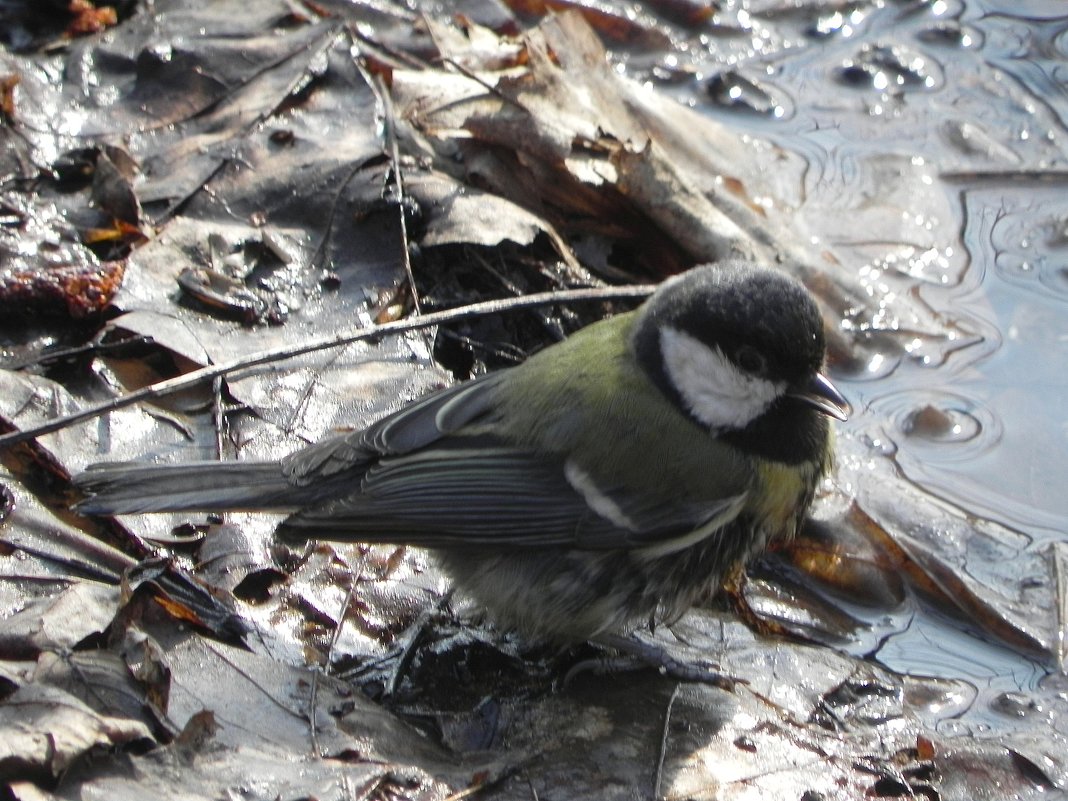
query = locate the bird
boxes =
[74,261,848,649]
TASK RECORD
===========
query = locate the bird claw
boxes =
[559,655,640,687]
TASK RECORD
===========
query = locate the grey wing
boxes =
[281,371,507,484]
[278,434,748,551]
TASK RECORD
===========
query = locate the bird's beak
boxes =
[788,372,850,422]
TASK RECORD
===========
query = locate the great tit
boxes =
[75,261,848,644]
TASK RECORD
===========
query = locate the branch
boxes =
[0,284,654,450]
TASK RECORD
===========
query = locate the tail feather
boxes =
[74,461,300,515]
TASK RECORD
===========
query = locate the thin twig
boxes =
[439,56,527,111]
[326,579,358,677]
[308,577,357,756]
[349,24,426,71]
[370,68,421,315]
[0,284,653,451]
[306,156,370,274]
[211,375,225,461]
[307,666,321,757]
[654,683,681,801]
[2,333,151,370]
[442,783,485,801]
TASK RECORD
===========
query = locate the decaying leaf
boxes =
[1,2,1066,800]
[0,583,119,659]
[0,683,154,783]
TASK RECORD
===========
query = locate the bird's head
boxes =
[632,262,849,464]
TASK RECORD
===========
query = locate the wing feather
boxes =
[278,436,747,550]
[281,372,506,483]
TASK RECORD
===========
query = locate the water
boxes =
[620,0,1068,742]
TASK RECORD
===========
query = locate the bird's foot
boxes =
[561,633,745,689]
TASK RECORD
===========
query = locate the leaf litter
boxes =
[0,1,1065,799]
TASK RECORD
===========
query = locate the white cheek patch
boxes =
[660,326,785,430]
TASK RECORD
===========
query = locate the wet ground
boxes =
[1,0,1066,797]
[636,0,1068,740]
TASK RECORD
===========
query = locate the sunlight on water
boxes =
[646,0,1068,738]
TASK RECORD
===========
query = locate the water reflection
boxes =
[875,612,1047,735]
[704,69,791,118]
[979,186,1068,299]
[878,389,998,459]
[837,43,941,91]
[637,0,1068,741]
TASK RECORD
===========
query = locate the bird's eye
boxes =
[735,345,767,375]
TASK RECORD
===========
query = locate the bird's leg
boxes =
[562,632,744,689]
[720,563,810,641]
